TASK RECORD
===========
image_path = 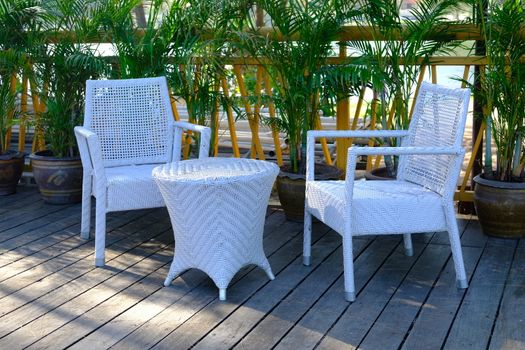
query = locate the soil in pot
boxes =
[473,175,525,238]
[0,151,25,195]
[276,163,343,222]
[30,150,83,204]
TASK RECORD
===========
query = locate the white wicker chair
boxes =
[74,77,211,267]
[304,82,471,302]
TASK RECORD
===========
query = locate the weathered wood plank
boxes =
[111,217,309,350]
[148,224,337,350]
[315,242,426,350]
[231,245,349,349]
[274,237,401,350]
[3,232,175,349]
[400,245,483,350]
[0,204,86,256]
[0,188,522,350]
[488,246,525,350]
[358,244,461,350]
[0,210,168,319]
[28,248,174,349]
[0,210,161,297]
[68,212,295,349]
[0,187,40,210]
[443,242,516,350]
[187,233,369,350]
[429,215,470,246]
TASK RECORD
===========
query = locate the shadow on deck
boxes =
[0,186,523,350]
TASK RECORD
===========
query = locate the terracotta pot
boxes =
[0,151,25,195]
[276,163,343,222]
[473,175,525,238]
[364,166,395,181]
[30,150,83,204]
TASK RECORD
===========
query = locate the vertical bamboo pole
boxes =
[373,99,397,169]
[18,76,28,153]
[314,95,333,166]
[37,81,48,151]
[460,121,485,196]
[221,78,240,158]
[456,65,472,199]
[212,81,220,156]
[431,65,438,84]
[408,65,427,120]
[460,65,471,89]
[336,44,350,170]
[233,64,265,160]
[29,75,40,153]
[28,72,46,152]
[263,72,283,165]
[168,88,181,121]
[347,86,366,147]
[182,64,200,159]
[366,91,379,171]
[4,73,17,151]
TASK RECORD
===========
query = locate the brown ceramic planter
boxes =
[276,163,343,222]
[30,150,83,204]
[0,151,25,195]
[364,166,395,181]
[473,175,525,238]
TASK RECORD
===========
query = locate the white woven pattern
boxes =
[154,158,279,300]
[306,180,446,235]
[100,164,165,211]
[84,77,174,167]
[304,83,471,302]
[75,77,211,267]
[398,82,470,196]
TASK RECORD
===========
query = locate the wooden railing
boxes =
[5,24,500,203]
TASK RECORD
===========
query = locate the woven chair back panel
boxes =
[85,79,173,167]
[399,85,465,196]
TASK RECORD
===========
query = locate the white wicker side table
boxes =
[153,158,279,300]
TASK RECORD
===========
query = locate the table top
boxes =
[152,158,279,183]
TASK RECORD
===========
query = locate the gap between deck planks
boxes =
[0,188,524,350]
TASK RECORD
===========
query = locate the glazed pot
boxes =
[30,150,83,204]
[0,151,25,195]
[276,163,343,222]
[473,175,525,238]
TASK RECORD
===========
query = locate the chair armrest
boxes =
[348,146,462,157]
[74,126,106,186]
[173,121,211,160]
[308,130,410,139]
[305,129,410,181]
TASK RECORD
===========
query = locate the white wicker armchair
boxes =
[304,82,471,302]
[75,77,211,267]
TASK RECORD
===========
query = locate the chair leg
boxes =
[303,209,312,266]
[342,233,356,302]
[445,204,468,289]
[403,233,414,257]
[94,197,107,267]
[80,175,92,240]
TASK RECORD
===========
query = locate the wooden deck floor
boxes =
[0,186,524,350]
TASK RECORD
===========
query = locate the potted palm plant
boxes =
[350,0,463,179]
[470,0,525,238]
[0,51,25,195]
[0,0,46,195]
[237,0,357,221]
[30,0,107,204]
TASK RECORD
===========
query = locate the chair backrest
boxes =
[397,82,471,196]
[84,77,174,167]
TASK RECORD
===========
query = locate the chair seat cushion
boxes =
[99,164,166,211]
[306,180,447,235]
